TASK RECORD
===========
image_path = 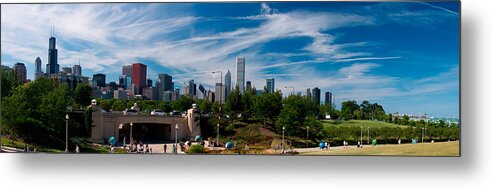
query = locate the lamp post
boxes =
[175,124,179,154]
[212,71,223,148]
[130,122,133,146]
[216,122,220,148]
[284,86,295,96]
[367,127,370,144]
[306,126,309,148]
[360,127,363,147]
[65,114,69,152]
[421,127,425,143]
[282,126,285,154]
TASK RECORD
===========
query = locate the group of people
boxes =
[126,140,152,154]
[320,142,330,150]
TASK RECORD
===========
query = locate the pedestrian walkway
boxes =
[147,143,184,154]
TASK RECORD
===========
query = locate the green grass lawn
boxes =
[301,141,459,156]
[1,137,64,152]
[322,120,409,128]
[1,137,125,153]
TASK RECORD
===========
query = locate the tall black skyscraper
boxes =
[35,57,43,79]
[92,73,106,87]
[312,87,321,105]
[46,33,59,75]
[325,91,332,106]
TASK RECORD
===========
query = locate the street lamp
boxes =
[284,86,295,96]
[421,127,425,143]
[306,126,309,148]
[367,127,370,144]
[282,126,285,154]
[130,122,133,146]
[175,124,179,154]
[360,127,363,147]
[65,114,69,152]
[216,122,220,148]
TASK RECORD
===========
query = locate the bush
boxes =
[187,144,205,154]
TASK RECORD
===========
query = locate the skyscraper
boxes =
[236,57,245,94]
[246,81,252,91]
[147,79,153,88]
[188,79,196,96]
[62,67,72,74]
[306,88,311,98]
[35,57,43,79]
[13,62,27,83]
[46,34,59,75]
[73,64,82,76]
[325,91,333,106]
[92,73,106,87]
[122,65,132,76]
[131,63,147,94]
[215,83,226,104]
[157,74,172,101]
[225,70,231,99]
[159,74,173,91]
[312,87,321,105]
[198,84,206,99]
[266,78,275,93]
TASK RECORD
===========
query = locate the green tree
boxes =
[224,85,243,121]
[1,68,22,98]
[275,95,319,137]
[252,91,282,126]
[340,100,359,120]
[196,99,212,113]
[74,83,92,107]
[173,95,195,111]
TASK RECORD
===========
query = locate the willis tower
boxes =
[46,30,59,75]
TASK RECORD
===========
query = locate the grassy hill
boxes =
[322,120,409,129]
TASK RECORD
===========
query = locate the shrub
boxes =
[187,144,205,154]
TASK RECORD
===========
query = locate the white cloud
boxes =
[1,2,458,115]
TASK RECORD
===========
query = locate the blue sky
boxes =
[0,2,459,118]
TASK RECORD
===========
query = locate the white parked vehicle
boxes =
[151,110,166,116]
[123,109,138,115]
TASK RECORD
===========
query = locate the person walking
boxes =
[75,145,80,153]
[164,144,167,154]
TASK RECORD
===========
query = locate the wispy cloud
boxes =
[1,2,459,116]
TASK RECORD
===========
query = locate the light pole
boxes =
[367,127,370,144]
[360,127,363,147]
[216,121,220,147]
[284,86,294,96]
[282,126,285,154]
[306,126,309,148]
[65,114,69,152]
[130,122,133,146]
[212,71,223,148]
[421,127,425,143]
[175,124,179,154]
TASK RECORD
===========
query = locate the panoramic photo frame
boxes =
[0,1,460,156]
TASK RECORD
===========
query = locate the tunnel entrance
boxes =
[119,123,171,143]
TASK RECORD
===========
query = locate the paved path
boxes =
[293,145,373,153]
[146,143,184,154]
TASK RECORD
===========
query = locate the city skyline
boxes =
[0,2,459,117]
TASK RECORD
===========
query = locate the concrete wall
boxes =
[90,106,200,144]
